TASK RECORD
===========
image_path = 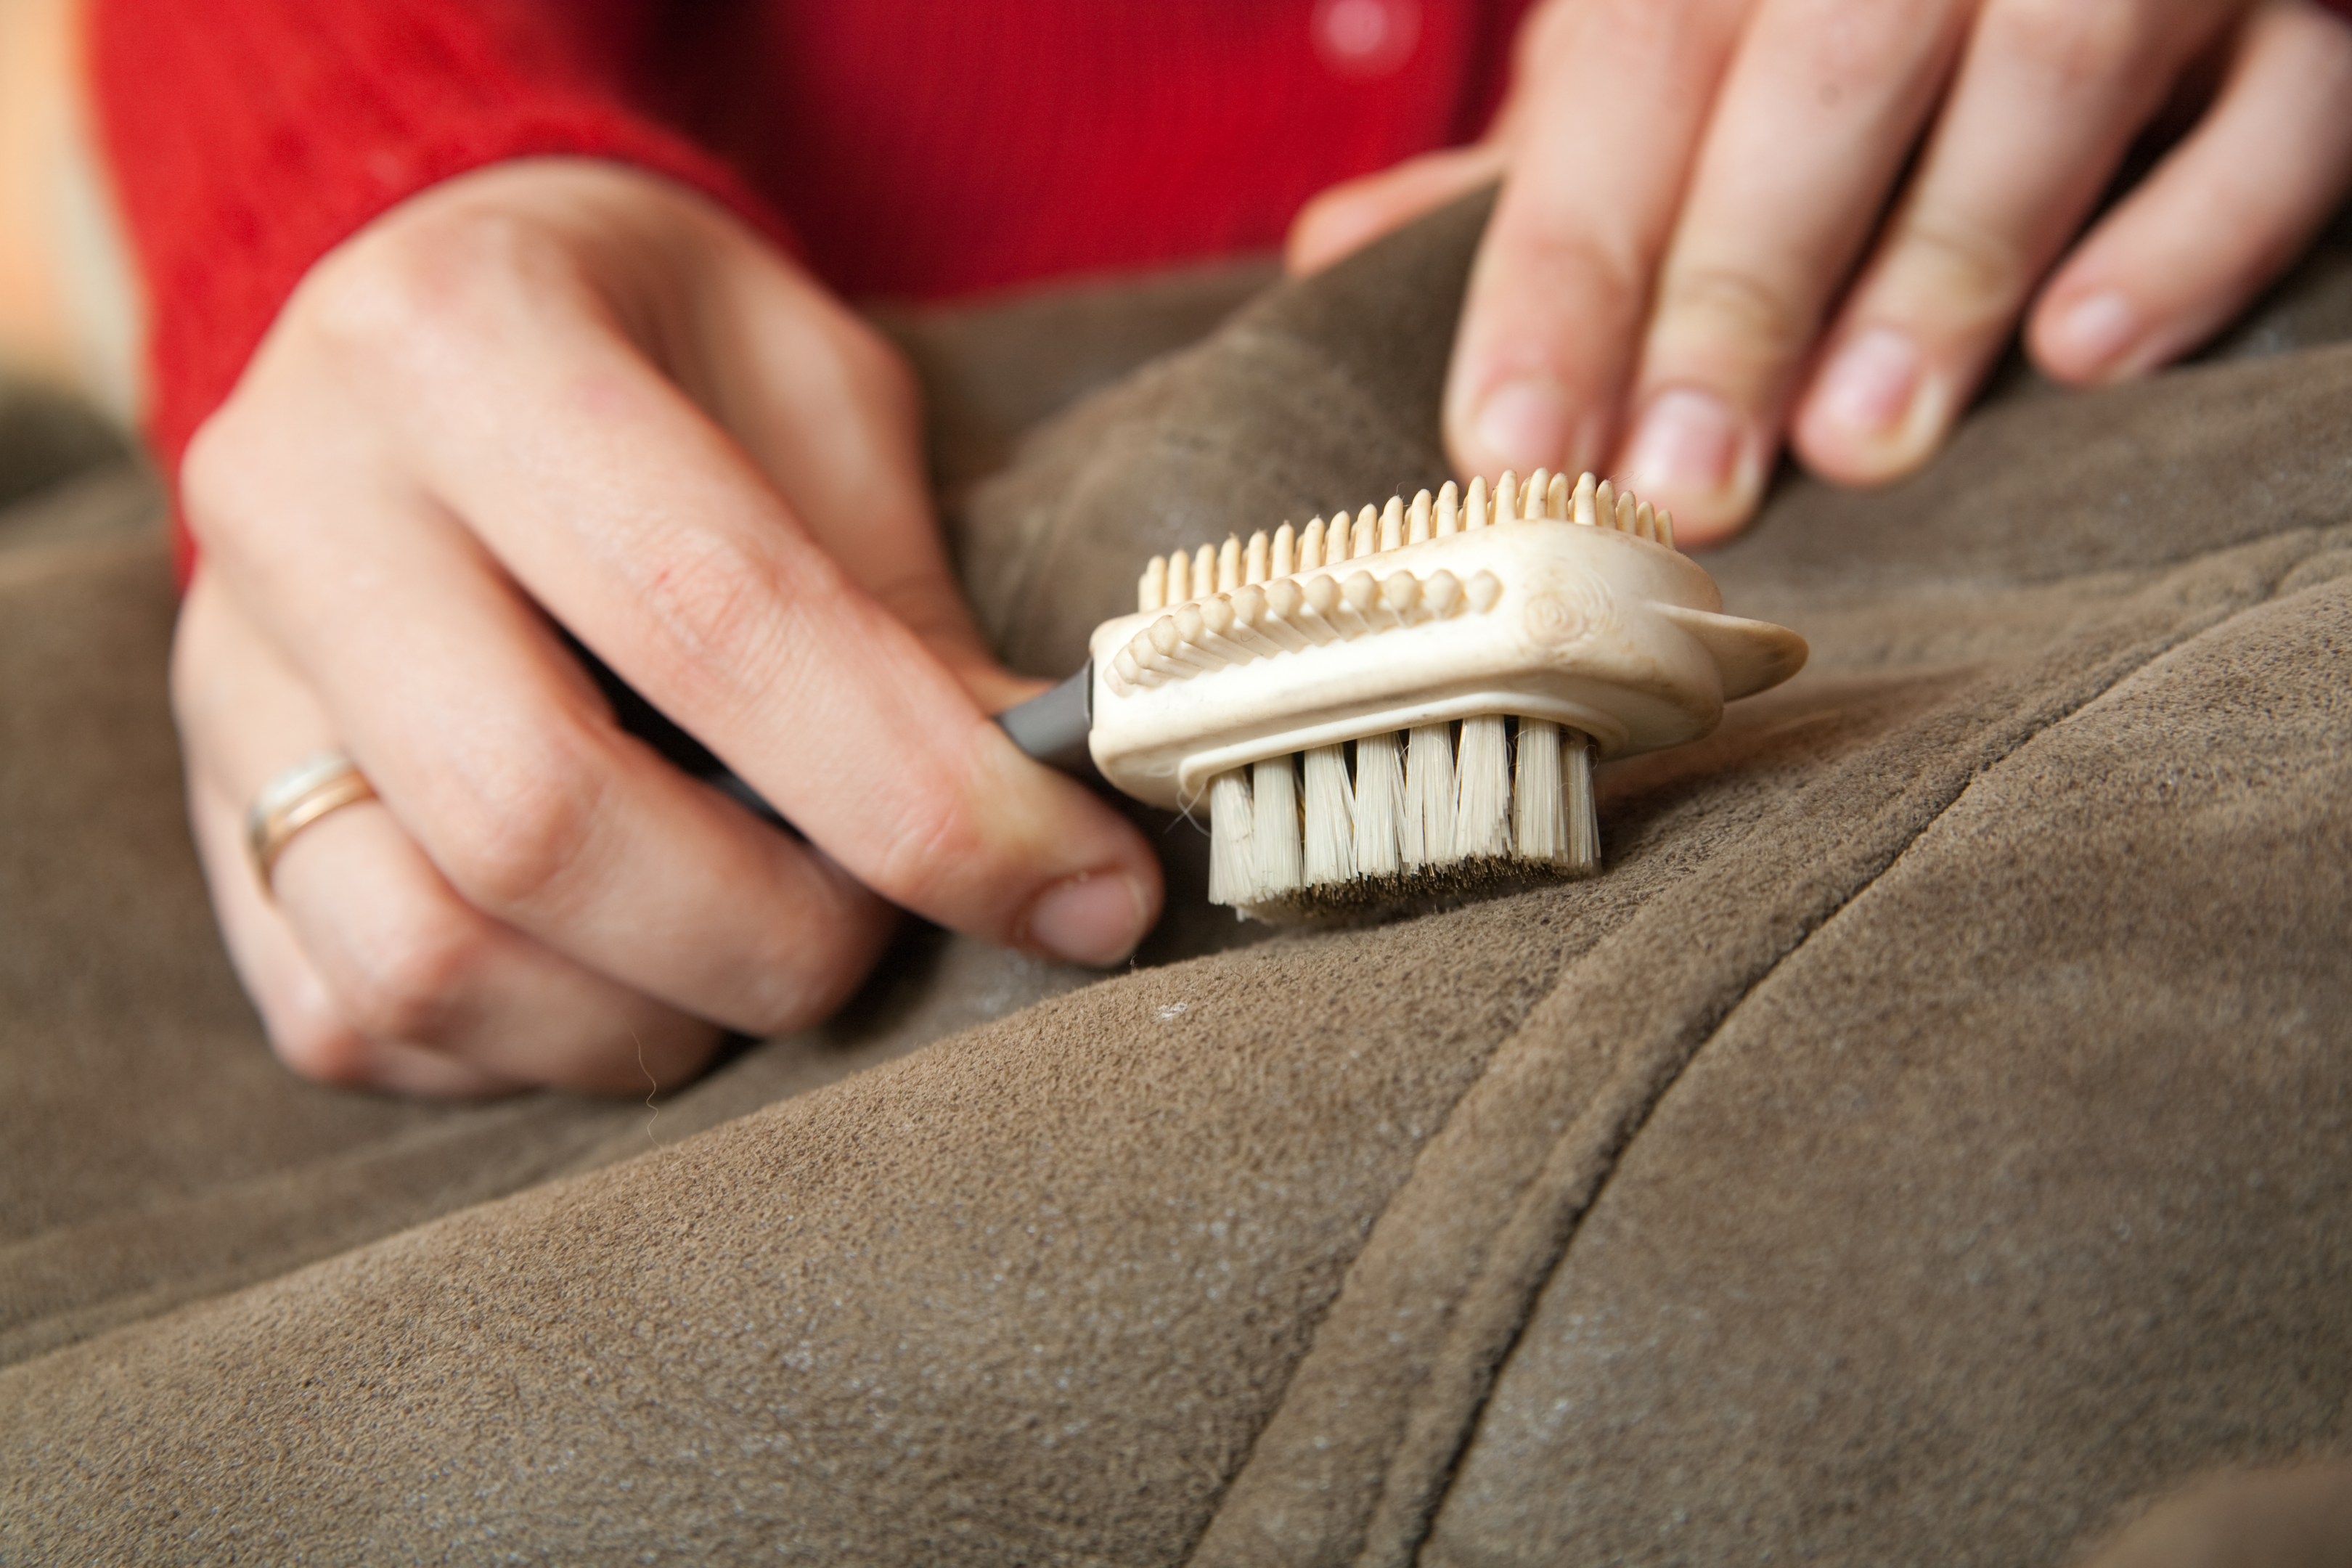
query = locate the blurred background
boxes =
[0,0,149,550]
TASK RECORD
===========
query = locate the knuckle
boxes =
[332,913,480,1045]
[1534,0,1668,62]
[176,404,271,560]
[1890,208,2027,319]
[1514,216,1649,317]
[269,1013,381,1086]
[1983,0,2149,92]
[637,528,799,698]
[166,576,234,728]
[769,299,926,449]
[1788,0,1942,99]
[828,311,920,413]
[872,785,991,912]
[740,947,863,1038]
[178,409,236,505]
[738,889,891,1034]
[430,741,604,915]
[298,238,446,366]
[1515,1,1577,71]
[299,203,565,374]
[1659,263,1813,360]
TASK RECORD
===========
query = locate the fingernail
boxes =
[1471,377,1574,473]
[2049,290,2139,374]
[1025,870,1151,967]
[1815,328,1921,439]
[1622,388,1741,499]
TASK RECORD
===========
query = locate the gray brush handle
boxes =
[994,663,1096,778]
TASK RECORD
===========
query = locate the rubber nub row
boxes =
[1108,567,1503,694]
[1138,469,1673,615]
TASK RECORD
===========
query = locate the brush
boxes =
[997,468,1808,920]
[596,467,1804,921]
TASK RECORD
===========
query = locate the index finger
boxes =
[1618,0,1969,539]
[378,226,1162,966]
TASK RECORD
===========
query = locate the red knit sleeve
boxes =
[89,0,785,505]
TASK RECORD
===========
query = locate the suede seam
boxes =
[1369,531,2352,1568]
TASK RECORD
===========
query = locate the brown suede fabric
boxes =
[3,200,2349,1564]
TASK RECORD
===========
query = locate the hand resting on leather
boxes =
[172,163,1164,1095]
[1291,0,2352,542]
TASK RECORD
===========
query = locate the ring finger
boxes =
[1792,0,2239,483]
[176,569,723,1095]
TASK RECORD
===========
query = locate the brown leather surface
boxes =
[3,201,2348,1564]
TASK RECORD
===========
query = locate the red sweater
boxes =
[91,0,1531,498]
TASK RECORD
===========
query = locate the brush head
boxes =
[1085,471,1805,919]
[1087,473,1803,807]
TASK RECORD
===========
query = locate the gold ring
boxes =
[245,749,377,889]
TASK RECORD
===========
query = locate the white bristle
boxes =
[1219,536,1242,592]
[1141,556,1168,613]
[1565,727,1600,872]
[1353,731,1404,877]
[1403,722,1457,868]
[1302,743,1357,886]
[1513,719,1567,862]
[1208,769,1255,907]
[1524,469,1549,520]
[1208,719,1604,910]
[1273,523,1296,576]
[1300,518,1326,569]
[1436,481,1460,535]
[1547,472,1570,518]
[1495,470,1519,525]
[1407,490,1432,544]
[1194,544,1217,596]
[1454,715,1512,858]
[1246,530,1270,583]
[1352,505,1377,559]
[1251,755,1303,900]
[1465,475,1488,530]
[1167,548,1190,603]
[1573,470,1598,526]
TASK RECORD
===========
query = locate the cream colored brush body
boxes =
[1085,470,1806,919]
